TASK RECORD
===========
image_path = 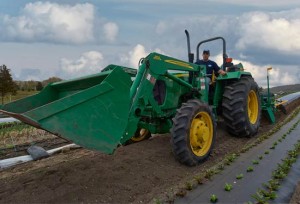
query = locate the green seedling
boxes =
[224,183,233,191]
[273,142,278,146]
[272,170,287,179]
[258,155,263,160]
[252,160,259,165]
[251,192,267,204]
[277,162,291,173]
[258,189,277,200]
[236,173,244,179]
[264,150,269,155]
[264,180,280,191]
[247,166,254,172]
[278,138,282,143]
[284,157,296,166]
[270,146,276,149]
[288,150,298,158]
[210,194,218,203]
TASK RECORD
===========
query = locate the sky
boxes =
[0,0,299,88]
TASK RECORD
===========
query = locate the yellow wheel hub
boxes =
[190,112,213,157]
[131,129,149,142]
[248,90,259,124]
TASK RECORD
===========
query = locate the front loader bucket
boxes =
[0,66,132,154]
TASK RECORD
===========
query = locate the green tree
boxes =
[0,65,17,104]
[36,81,43,91]
[42,77,62,87]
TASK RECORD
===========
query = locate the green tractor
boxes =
[0,30,261,166]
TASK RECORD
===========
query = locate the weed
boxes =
[175,189,187,197]
[185,182,193,191]
[224,153,237,165]
[252,160,259,165]
[240,147,247,153]
[204,169,217,180]
[194,175,204,185]
[153,198,162,204]
[217,163,225,171]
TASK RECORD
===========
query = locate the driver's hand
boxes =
[219,70,227,75]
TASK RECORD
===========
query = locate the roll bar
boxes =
[185,30,228,70]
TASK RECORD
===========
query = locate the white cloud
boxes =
[236,9,300,53]
[120,44,166,68]
[1,2,94,44]
[0,2,119,44]
[213,0,300,7]
[212,54,299,88]
[60,51,104,78]
[154,8,300,55]
[103,22,119,42]
[99,0,300,7]
[120,44,149,68]
[128,44,148,68]
[155,21,167,35]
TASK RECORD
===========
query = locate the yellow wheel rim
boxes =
[131,129,149,142]
[248,90,259,124]
[190,112,213,157]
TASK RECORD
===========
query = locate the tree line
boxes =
[0,64,62,104]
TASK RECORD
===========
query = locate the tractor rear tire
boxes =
[170,99,216,166]
[222,76,261,137]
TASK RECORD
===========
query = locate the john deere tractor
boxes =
[0,30,261,166]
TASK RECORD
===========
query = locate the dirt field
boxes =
[0,100,299,204]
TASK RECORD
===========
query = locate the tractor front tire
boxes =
[126,128,151,145]
[222,76,261,137]
[171,99,216,166]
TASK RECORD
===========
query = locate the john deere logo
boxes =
[165,60,193,69]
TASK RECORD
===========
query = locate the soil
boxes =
[290,182,300,204]
[0,100,299,204]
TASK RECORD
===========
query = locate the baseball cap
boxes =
[203,50,210,55]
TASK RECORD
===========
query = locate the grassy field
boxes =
[1,90,39,105]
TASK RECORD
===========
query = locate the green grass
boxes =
[1,90,38,104]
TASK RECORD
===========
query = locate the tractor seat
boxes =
[227,65,240,72]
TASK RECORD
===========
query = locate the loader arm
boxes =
[123,52,207,143]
